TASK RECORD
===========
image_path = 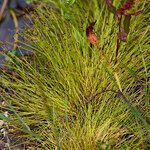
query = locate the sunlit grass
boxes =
[0,0,150,149]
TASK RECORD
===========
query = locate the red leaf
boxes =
[116,0,134,17]
[120,0,134,11]
[124,10,143,16]
[86,22,98,45]
[86,26,94,36]
[117,30,127,42]
[87,33,98,45]
[116,0,142,17]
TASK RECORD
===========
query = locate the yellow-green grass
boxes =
[0,0,149,149]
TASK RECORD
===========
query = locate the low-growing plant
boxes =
[0,0,149,149]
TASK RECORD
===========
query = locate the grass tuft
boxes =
[0,0,150,149]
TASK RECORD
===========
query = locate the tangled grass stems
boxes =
[0,0,150,149]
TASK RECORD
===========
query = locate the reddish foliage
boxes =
[86,22,98,45]
[118,0,135,14]
[87,33,98,45]
[116,0,142,17]
[105,0,143,62]
[86,26,94,36]
[123,10,143,16]
[117,30,127,42]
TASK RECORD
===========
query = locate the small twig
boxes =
[10,10,19,50]
[117,91,150,126]
[0,0,8,21]
[90,88,150,125]
[90,88,135,111]
[89,88,116,101]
